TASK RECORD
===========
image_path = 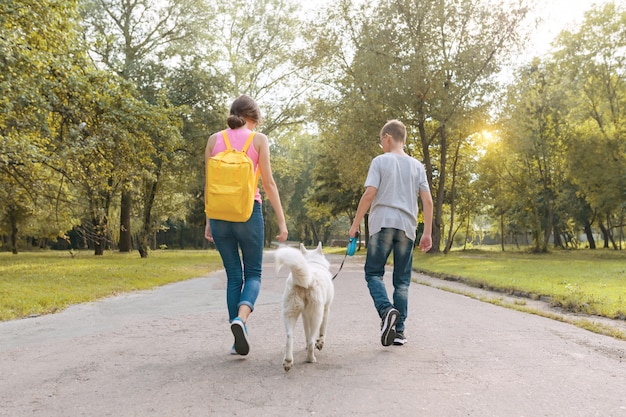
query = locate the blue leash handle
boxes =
[347,232,359,256]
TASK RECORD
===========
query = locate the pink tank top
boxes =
[212,128,262,203]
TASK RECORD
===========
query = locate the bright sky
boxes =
[530,0,606,56]
[301,0,606,62]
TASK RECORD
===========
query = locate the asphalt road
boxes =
[1,254,625,417]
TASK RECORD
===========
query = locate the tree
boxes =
[493,59,570,252]
[442,124,486,253]
[307,0,532,251]
[553,1,626,249]
[81,0,214,254]
[0,0,85,253]
[211,0,310,132]
[476,2,626,252]
[271,127,342,245]
[47,69,161,255]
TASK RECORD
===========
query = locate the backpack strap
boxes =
[221,130,256,152]
[242,131,256,152]
[221,130,232,150]
[221,130,260,186]
[244,132,260,187]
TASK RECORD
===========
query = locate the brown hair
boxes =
[380,119,406,142]
[226,95,261,129]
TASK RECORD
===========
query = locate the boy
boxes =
[349,119,433,346]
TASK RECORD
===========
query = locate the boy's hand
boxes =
[419,234,432,252]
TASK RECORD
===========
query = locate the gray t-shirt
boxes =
[364,152,430,241]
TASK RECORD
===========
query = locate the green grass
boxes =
[3,246,625,334]
[413,247,626,320]
[0,250,223,321]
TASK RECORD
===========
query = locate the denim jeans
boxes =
[364,228,414,332]
[210,202,264,322]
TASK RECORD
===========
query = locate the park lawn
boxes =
[0,250,223,321]
[413,248,626,320]
[3,246,624,324]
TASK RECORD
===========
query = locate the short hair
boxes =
[380,119,406,142]
[227,95,261,129]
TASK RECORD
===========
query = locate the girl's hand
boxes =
[205,221,213,243]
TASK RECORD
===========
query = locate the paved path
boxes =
[1,254,625,417]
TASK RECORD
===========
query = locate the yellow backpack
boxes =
[205,130,259,222]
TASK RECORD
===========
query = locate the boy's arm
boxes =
[349,186,377,238]
[418,189,433,252]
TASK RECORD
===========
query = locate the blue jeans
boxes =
[364,228,414,332]
[210,202,264,322]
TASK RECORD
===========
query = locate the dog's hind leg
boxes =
[316,304,331,351]
[283,313,298,372]
[301,313,315,363]
[305,308,324,363]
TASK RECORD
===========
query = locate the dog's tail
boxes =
[275,246,311,288]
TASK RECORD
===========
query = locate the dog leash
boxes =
[331,255,349,281]
[332,232,359,281]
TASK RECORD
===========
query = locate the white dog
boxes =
[275,242,334,372]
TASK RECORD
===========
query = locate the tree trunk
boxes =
[91,190,111,255]
[500,210,505,252]
[137,176,159,258]
[444,142,461,254]
[9,210,18,255]
[415,113,436,253]
[583,220,596,249]
[531,207,543,252]
[543,206,554,250]
[119,188,132,252]
[93,218,107,256]
[605,214,618,250]
[598,221,610,249]
[135,233,148,258]
[432,126,448,254]
[553,225,564,249]
[462,214,471,250]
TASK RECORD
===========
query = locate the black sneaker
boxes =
[393,331,407,345]
[380,307,399,346]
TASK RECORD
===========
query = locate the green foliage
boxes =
[306,0,533,251]
[80,0,219,256]
[271,128,347,244]
[474,2,626,251]
[492,59,570,251]
[0,0,86,251]
[553,2,626,249]
[3,0,624,255]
